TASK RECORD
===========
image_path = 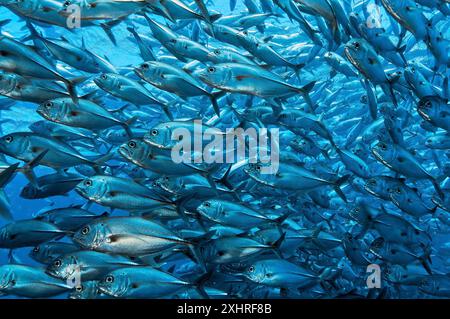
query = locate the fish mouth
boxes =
[388,193,401,207]
[118,146,132,159]
[417,107,431,121]
[134,68,145,79]
[71,235,88,249]
[143,137,166,149]
[36,108,48,119]
[45,268,61,279]
[74,186,100,203]
[198,73,208,83]
[98,285,123,298]
[363,185,377,197]
[370,148,382,162]
[196,207,208,218]
[74,186,86,197]
[93,78,102,86]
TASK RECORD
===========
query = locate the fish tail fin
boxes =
[333,174,350,203]
[216,164,233,190]
[122,116,137,139]
[0,19,11,30]
[209,91,225,116]
[431,178,445,199]
[430,204,439,214]
[93,148,115,170]
[293,63,305,79]
[299,81,316,111]
[22,149,49,188]
[381,83,398,107]
[191,270,213,299]
[270,231,286,258]
[0,163,19,189]
[185,231,216,273]
[62,79,78,103]
[420,257,433,275]
[210,13,222,23]
[100,22,119,45]
[173,196,192,222]
[162,105,174,121]
[195,0,213,25]
[443,76,449,99]
[273,210,295,226]
[26,20,41,38]
[397,44,407,65]
[0,163,19,221]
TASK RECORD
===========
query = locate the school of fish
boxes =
[0,0,448,299]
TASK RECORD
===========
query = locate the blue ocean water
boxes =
[0,0,449,299]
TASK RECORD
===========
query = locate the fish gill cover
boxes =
[0,0,447,300]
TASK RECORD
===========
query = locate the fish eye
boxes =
[128,141,137,148]
[204,201,211,208]
[63,0,71,7]
[249,266,254,273]
[151,129,159,136]
[256,165,262,171]
[353,42,360,49]
[75,285,83,292]
[214,50,221,55]
[101,74,108,80]
[141,63,149,70]
[4,136,13,143]
[84,179,93,187]
[105,276,114,283]
[396,188,402,194]
[33,246,40,253]
[81,226,90,235]
[45,102,53,108]
[53,259,62,268]
[207,67,216,73]
[379,143,387,151]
